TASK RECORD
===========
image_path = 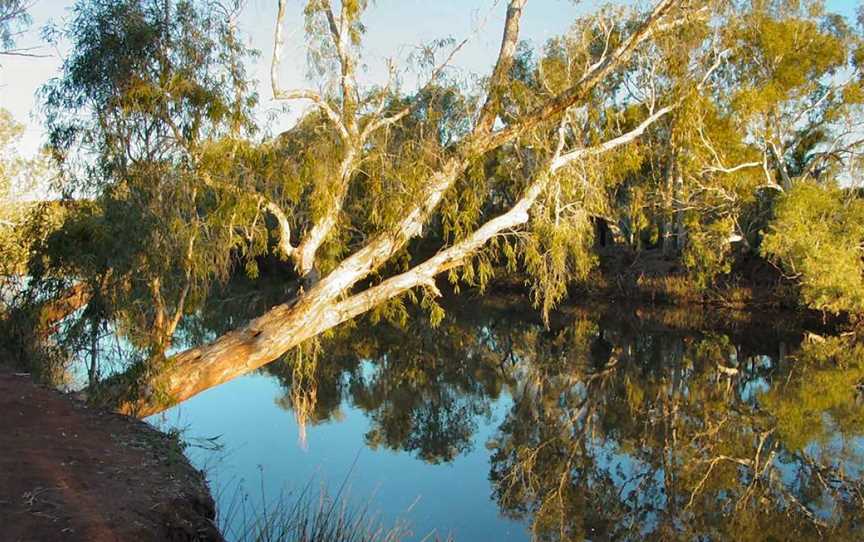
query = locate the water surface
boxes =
[147,297,864,541]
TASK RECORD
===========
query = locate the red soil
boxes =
[0,367,223,541]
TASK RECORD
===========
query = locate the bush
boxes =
[761,181,864,317]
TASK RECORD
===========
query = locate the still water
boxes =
[147,296,864,541]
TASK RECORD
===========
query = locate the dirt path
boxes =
[0,367,223,541]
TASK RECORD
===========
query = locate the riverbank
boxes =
[484,245,847,324]
[0,366,223,542]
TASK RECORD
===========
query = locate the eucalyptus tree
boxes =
[762,180,864,316]
[725,1,864,316]
[692,0,864,245]
[685,0,864,277]
[32,0,258,367]
[606,0,864,288]
[722,0,864,190]
[0,0,40,245]
[34,0,719,414]
[0,0,54,312]
[143,0,717,415]
[0,0,32,56]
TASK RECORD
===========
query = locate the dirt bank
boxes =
[0,367,223,542]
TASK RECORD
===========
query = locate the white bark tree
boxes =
[89,0,716,416]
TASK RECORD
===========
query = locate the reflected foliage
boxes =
[247,297,864,540]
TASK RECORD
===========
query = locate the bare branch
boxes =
[271,0,349,139]
[553,104,676,170]
[0,48,49,58]
[701,161,762,175]
[360,35,472,140]
[324,0,359,135]
[472,0,681,155]
[474,0,528,136]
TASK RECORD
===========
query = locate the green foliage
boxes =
[30,0,260,360]
[303,0,368,80]
[0,0,30,52]
[727,2,848,120]
[15,0,864,399]
[682,216,735,290]
[0,108,51,207]
[520,200,596,322]
[0,109,25,200]
[0,109,54,297]
[41,0,256,184]
[761,181,864,316]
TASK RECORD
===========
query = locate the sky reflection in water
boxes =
[148,298,864,541]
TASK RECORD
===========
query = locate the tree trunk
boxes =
[96,0,684,417]
[106,104,677,418]
[106,157,473,417]
[109,285,342,416]
[673,169,685,251]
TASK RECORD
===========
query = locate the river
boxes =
[141,294,864,541]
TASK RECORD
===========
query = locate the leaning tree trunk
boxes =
[104,272,357,416]
[101,155,466,417]
[96,0,683,417]
[103,103,678,418]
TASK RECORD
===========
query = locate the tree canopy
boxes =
[0,0,32,55]
[7,0,863,413]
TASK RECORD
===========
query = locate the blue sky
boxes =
[1,0,861,159]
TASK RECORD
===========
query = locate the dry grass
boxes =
[216,472,446,542]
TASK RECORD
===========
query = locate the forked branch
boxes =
[331,103,678,322]
[271,0,349,140]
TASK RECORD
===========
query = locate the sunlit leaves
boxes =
[0,110,54,288]
[682,216,736,290]
[31,0,259,360]
[761,181,864,316]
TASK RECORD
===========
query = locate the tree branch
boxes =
[474,0,528,135]
[324,0,359,135]
[331,103,676,322]
[360,36,472,141]
[271,0,348,140]
[263,200,295,261]
[107,0,692,417]
[471,0,680,155]
[308,0,685,303]
[552,104,676,170]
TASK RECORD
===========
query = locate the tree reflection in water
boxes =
[196,289,864,540]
